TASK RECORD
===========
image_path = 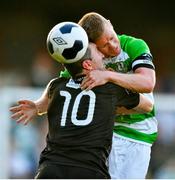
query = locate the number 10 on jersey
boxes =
[60,90,96,126]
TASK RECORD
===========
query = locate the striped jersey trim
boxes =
[132,59,155,70]
[115,116,158,134]
[113,125,158,144]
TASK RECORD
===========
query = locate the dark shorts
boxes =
[35,163,110,179]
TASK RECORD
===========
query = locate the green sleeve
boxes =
[118,34,151,60]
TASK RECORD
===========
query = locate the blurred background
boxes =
[0,0,175,178]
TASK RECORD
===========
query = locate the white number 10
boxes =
[60,90,96,126]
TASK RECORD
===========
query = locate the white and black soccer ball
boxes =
[46,22,89,64]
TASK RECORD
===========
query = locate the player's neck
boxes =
[73,74,86,83]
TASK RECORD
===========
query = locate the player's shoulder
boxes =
[118,34,151,60]
[118,34,144,41]
[94,82,123,94]
[118,34,148,47]
[48,77,69,98]
[48,77,68,90]
[50,77,68,84]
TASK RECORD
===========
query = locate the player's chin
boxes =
[113,47,120,56]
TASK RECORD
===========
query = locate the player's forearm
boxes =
[34,100,48,115]
[34,82,50,116]
[116,107,139,115]
[116,94,153,115]
[106,70,155,93]
[134,94,153,113]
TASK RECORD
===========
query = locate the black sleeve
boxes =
[117,89,140,109]
[47,78,60,99]
[132,53,155,71]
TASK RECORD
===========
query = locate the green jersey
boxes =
[60,34,157,145]
[109,34,157,145]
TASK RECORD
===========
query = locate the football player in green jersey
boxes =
[76,12,157,179]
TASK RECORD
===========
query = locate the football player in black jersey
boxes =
[10,43,153,179]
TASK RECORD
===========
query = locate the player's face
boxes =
[95,22,121,58]
[89,43,105,70]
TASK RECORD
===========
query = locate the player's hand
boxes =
[9,100,37,125]
[81,70,109,90]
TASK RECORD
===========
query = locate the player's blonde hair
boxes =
[78,12,109,43]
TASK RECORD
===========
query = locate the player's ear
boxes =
[82,60,93,70]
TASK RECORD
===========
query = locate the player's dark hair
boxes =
[78,12,108,43]
[64,47,91,79]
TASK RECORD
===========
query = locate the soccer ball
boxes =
[46,22,89,64]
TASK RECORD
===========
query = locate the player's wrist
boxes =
[106,70,116,82]
[35,102,47,116]
[37,110,47,116]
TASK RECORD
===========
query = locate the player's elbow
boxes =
[141,79,155,93]
[145,73,156,93]
[136,68,156,93]
[143,83,154,93]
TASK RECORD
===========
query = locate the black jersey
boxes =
[39,77,139,177]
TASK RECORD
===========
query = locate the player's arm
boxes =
[107,67,155,93]
[81,66,155,93]
[116,34,156,93]
[134,93,153,112]
[34,83,50,116]
[117,93,153,114]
